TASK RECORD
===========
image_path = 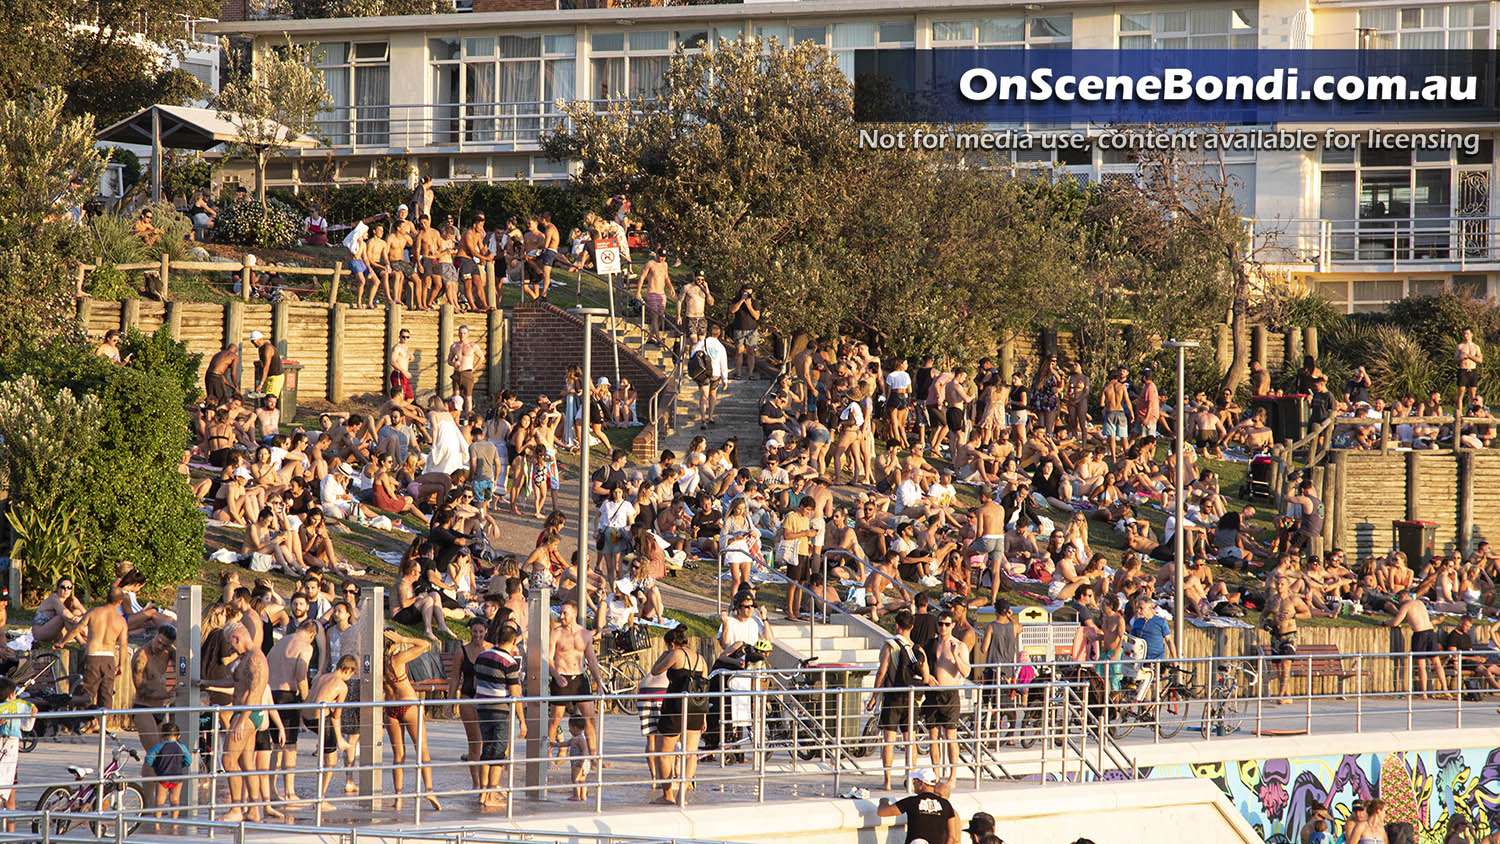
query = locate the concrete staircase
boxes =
[766,616,890,687]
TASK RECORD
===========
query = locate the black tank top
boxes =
[460,645,477,697]
[265,347,284,377]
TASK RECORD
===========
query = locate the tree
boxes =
[543,38,1070,360]
[216,38,329,204]
[0,89,106,357]
[290,0,454,16]
[0,0,214,125]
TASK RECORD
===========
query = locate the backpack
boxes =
[889,642,924,688]
[687,349,712,384]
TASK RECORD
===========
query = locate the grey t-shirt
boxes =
[470,439,500,482]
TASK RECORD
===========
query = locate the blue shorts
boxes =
[349,259,368,274]
[477,706,511,761]
[1103,410,1130,439]
[471,478,494,503]
[541,248,561,267]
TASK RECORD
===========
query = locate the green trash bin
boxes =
[806,663,872,749]
[1393,520,1436,567]
[279,360,303,422]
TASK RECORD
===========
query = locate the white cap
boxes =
[614,578,635,593]
[597,376,610,387]
[910,768,940,785]
[397,203,409,212]
[248,330,264,342]
[233,467,252,480]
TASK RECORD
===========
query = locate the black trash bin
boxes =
[1249,394,1310,443]
[1393,520,1437,567]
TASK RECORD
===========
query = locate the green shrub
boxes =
[0,374,100,516]
[215,198,303,248]
[85,262,137,300]
[160,151,214,201]
[89,214,147,266]
[103,147,142,189]
[0,342,203,594]
[1367,325,1439,401]
[5,505,84,603]
[1385,293,1500,359]
[122,326,202,403]
[141,202,196,262]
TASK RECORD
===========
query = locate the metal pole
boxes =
[607,272,620,386]
[1164,339,1198,656]
[151,106,163,204]
[174,585,202,820]
[572,308,607,619]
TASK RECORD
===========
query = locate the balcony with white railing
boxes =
[306,99,598,155]
[1248,215,1500,272]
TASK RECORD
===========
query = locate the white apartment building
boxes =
[209,0,1500,310]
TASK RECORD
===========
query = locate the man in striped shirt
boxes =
[473,626,525,809]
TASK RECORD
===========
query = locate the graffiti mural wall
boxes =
[1141,748,1500,843]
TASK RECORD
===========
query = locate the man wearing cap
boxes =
[249,331,284,402]
[876,767,959,844]
[131,625,177,752]
[635,251,674,344]
[678,271,714,345]
[964,812,996,844]
[1101,365,1131,459]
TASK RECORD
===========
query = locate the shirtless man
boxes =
[448,324,480,416]
[414,215,443,311]
[1457,328,1484,415]
[206,343,240,406]
[520,217,547,301]
[1390,591,1449,698]
[1248,360,1271,397]
[1229,406,1275,452]
[1066,362,1091,438]
[968,490,1011,602]
[635,252,675,344]
[546,602,604,759]
[677,271,714,345]
[1191,402,1226,457]
[385,220,414,307]
[131,626,176,751]
[1266,578,1311,703]
[923,610,970,788]
[58,588,129,710]
[1101,366,1131,459]
[458,214,494,312]
[361,223,390,309]
[212,622,271,822]
[539,211,572,290]
[306,655,358,813]
[389,328,414,401]
[267,620,317,803]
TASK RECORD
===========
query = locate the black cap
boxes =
[966,812,996,835]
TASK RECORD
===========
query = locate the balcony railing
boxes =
[1248,214,1500,270]
[305,99,650,154]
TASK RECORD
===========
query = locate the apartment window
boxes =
[829,21,916,77]
[431,34,575,145]
[1320,142,1493,263]
[931,14,1072,47]
[1358,4,1491,48]
[317,42,389,147]
[591,30,670,100]
[1119,6,1257,49]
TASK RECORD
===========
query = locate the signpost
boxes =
[593,238,622,383]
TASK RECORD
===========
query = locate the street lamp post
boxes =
[572,308,609,618]
[1163,339,1200,658]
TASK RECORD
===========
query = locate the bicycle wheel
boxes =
[19,730,36,753]
[1106,698,1136,740]
[32,786,74,836]
[1217,697,1244,735]
[91,783,144,839]
[852,715,877,758]
[1156,687,1191,739]
[607,660,645,715]
[1018,708,1043,749]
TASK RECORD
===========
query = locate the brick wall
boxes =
[220,0,247,21]
[506,301,666,407]
[472,0,552,10]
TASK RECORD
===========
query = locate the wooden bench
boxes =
[1253,643,1369,696]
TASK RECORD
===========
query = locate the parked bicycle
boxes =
[1106,663,1195,740]
[598,626,649,715]
[1200,660,1259,738]
[33,734,144,838]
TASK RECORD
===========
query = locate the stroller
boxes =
[1242,453,1276,500]
[11,651,83,751]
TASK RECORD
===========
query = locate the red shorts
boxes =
[390,370,413,401]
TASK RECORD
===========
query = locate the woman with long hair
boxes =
[382,631,441,812]
[392,557,452,641]
[649,627,708,805]
[448,617,488,789]
[719,497,758,597]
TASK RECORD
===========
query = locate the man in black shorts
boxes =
[869,610,933,791]
[876,767,959,843]
[922,610,970,787]
[1457,328,1484,415]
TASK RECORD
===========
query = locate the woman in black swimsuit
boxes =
[448,617,487,788]
[649,627,708,805]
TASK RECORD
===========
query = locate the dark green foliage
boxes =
[103,146,141,189]
[122,326,202,404]
[0,340,203,594]
[215,198,303,248]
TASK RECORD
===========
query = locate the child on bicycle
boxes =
[144,721,191,831]
[0,677,35,830]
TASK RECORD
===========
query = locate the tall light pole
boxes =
[1163,339,1200,657]
[572,308,609,619]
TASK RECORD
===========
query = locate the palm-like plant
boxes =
[5,505,84,603]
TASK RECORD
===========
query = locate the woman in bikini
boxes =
[204,408,236,467]
[31,579,85,645]
[382,631,441,812]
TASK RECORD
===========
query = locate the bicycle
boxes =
[598,642,647,715]
[1199,659,1258,738]
[33,735,145,838]
[1106,663,1196,740]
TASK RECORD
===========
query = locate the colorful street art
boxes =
[1140,747,1500,843]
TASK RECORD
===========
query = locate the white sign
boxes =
[595,237,621,275]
